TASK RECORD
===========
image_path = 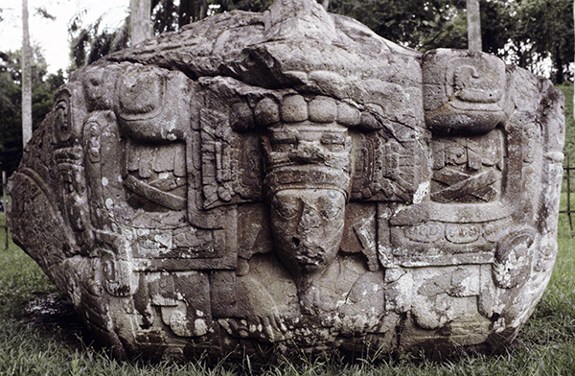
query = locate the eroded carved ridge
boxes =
[9,0,565,361]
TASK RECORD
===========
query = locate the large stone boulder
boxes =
[9,0,565,361]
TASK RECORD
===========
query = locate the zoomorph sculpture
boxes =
[9,0,565,361]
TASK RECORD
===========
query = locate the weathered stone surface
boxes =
[8,0,565,361]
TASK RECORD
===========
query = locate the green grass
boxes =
[1,209,575,375]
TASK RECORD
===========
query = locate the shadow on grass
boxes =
[21,293,89,351]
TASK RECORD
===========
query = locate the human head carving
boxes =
[262,113,352,277]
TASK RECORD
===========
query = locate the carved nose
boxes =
[298,204,320,229]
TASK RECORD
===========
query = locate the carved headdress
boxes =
[259,92,353,200]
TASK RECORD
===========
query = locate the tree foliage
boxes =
[329,0,573,84]
[509,0,573,84]
[69,13,129,69]
[0,50,65,176]
[329,0,468,51]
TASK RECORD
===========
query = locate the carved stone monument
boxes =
[9,0,565,361]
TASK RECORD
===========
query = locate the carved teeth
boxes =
[308,96,337,123]
[254,97,280,126]
[252,94,378,129]
[230,101,254,131]
[360,104,385,130]
[281,94,308,123]
[360,111,379,130]
[336,101,361,127]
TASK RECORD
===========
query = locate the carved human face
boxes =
[270,188,345,276]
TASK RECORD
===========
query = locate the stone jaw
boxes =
[8,0,565,362]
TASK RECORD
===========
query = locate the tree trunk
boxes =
[322,0,330,11]
[466,0,482,52]
[130,0,152,45]
[21,0,32,147]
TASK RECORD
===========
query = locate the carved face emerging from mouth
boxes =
[270,188,345,276]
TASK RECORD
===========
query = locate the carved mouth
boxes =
[293,245,328,270]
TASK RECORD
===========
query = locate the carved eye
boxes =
[318,195,343,219]
[272,196,299,219]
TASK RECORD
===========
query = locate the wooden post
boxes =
[567,159,573,231]
[21,0,33,147]
[466,0,482,52]
[2,170,7,250]
[130,0,153,45]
